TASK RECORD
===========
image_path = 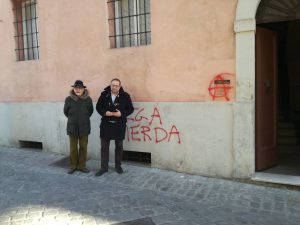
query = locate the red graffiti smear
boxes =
[208,73,234,101]
[127,107,181,144]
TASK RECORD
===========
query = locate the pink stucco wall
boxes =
[0,0,237,102]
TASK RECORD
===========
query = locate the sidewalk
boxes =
[0,146,299,225]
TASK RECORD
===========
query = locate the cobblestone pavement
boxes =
[0,146,300,225]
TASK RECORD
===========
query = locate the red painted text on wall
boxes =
[126,107,181,144]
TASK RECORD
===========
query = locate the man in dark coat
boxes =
[95,78,134,176]
[64,80,94,174]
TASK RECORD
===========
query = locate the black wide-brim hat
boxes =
[71,80,86,88]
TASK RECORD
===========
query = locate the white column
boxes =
[233,0,261,178]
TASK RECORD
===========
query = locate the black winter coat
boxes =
[96,86,134,140]
[64,89,94,137]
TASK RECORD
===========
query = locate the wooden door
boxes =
[255,27,278,171]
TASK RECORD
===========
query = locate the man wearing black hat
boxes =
[64,80,94,174]
[95,78,134,176]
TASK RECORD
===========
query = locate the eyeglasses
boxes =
[111,84,120,87]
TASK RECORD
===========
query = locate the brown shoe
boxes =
[78,168,90,173]
[67,168,76,174]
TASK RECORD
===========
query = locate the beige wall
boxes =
[0,0,237,103]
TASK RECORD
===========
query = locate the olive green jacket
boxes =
[64,89,94,137]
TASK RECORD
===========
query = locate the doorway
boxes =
[255,18,300,176]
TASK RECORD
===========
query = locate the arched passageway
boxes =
[234,0,300,184]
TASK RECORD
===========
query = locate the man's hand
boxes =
[113,109,122,117]
[106,110,121,117]
[105,111,113,116]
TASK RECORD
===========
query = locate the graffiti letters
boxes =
[127,107,181,144]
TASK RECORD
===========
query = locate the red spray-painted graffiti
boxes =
[126,107,181,144]
[208,73,234,101]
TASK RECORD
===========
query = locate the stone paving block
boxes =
[262,202,272,211]
[162,220,205,225]
[55,214,71,221]
[289,216,300,225]
[95,218,109,225]
[0,222,11,225]
[111,217,155,225]
[104,211,143,224]
[150,206,173,216]
[16,208,29,215]
[11,222,25,225]
[11,213,27,221]
[234,199,250,208]
[83,218,98,225]
[151,213,181,225]
[40,215,55,222]
[28,206,45,213]
[137,208,155,217]
[69,219,84,225]
[26,211,42,220]
[274,202,286,212]
[250,201,260,209]
[43,209,59,216]
[19,219,38,225]
[0,216,10,223]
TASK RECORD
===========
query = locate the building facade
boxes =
[1,0,298,180]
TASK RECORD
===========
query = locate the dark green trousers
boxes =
[69,135,88,170]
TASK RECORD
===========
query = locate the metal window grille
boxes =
[123,150,151,164]
[19,140,43,149]
[108,0,151,48]
[13,0,39,61]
